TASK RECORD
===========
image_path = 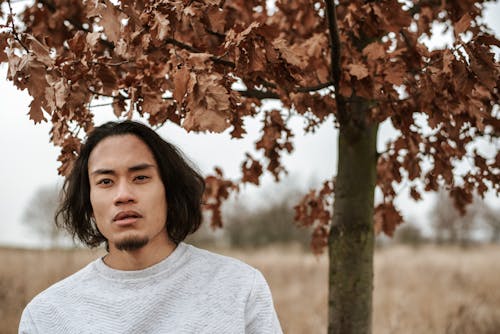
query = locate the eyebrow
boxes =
[90,163,156,176]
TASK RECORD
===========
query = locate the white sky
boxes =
[1,2,499,247]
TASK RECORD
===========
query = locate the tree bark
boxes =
[328,117,378,334]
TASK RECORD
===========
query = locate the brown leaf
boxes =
[347,63,369,80]
[188,53,213,70]
[384,63,406,85]
[454,13,471,35]
[374,203,403,237]
[363,42,385,60]
[203,168,237,229]
[53,78,68,109]
[450,187,473,215]
[241,153,263,185]
[26,36,52,66]
[90,0,124,44]
[67,31,87,55]
[442,49,454,75]
[173,67,191,103]
[310,226,329,255]
[142,93,164,116]
[113,96,126,117]
[151,12,170,43]
[13,55,49,102]
[0,32,9,63]
[86,32,101,49]
[224,21,260,47]
[207,6,226,33]
[28,97,46,123]
[183,74,230,133]
[476,34,500,48]
[272,38,304,68]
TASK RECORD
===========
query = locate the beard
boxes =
[115,235,149,251]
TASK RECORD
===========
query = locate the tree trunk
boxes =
[328,119,378,334]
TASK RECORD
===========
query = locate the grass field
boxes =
[1,244,500,333]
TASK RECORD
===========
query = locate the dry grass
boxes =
[1,244,499,334]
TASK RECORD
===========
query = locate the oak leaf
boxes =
[454,13,471,35]
[88,0,124,44]
[384,63,406,85]
[173,67,191,103]
[0,32,10,63]
[363,42,385,60]
[183,74,230,133]
[112,96,126,117]
[142,93,164,116]
[207,7,226,33]
[374,203,403,237]
[151,12,170,43]
[241,153,263,185]
[347,63,369,80]
[272,38,304,68]
[28,97,46,123]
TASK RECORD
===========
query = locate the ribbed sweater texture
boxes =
[18,243,283,333]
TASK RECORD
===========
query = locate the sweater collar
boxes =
[93,242,188,280]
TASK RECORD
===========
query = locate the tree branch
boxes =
[204,28,226,39]
[296,81,334,93]
[89,102,115,108]
[237,80,334,100]
[6,0,30,53]
[237,89,280,99]
[87,88,114,98]
[325,0,346,117]
[163,38,235,68]
[91,60,131,67]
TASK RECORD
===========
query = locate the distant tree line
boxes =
[393,189,500,247]
[23,184,500,249]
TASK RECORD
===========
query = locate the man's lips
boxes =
[113,210,142,226]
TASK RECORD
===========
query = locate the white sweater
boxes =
[18,243,283,333]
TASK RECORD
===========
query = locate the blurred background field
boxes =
[1,244,500,334]
[2,183,500,333]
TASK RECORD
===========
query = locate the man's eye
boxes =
[135,175,150,181]
[97,179,113,185]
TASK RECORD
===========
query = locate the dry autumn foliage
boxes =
[1,0,499,333]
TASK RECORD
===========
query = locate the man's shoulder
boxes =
[25,259,97,309]
[184,243,259,279]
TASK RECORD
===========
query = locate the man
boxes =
[19,120,283,333]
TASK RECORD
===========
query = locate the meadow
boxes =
[1,244,499,334]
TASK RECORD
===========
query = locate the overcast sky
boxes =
[1,3,499,247]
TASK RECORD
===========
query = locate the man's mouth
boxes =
[113,211,142,226]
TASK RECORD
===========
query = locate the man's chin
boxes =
[114,236,149,251]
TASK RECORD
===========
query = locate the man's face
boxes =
[88,134,168,252]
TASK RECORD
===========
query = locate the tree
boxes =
[22,184,70,248]
[1,1,499,333]
[431,189,500,245]
[483,206,500,243]
[225,187,311,249]
[431,189,479,246]
[394,221,424,247]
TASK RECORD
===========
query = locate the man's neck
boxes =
[104,234,177,271]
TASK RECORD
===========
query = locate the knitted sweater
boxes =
[18,243,283,333]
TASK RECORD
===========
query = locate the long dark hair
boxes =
[56,120,205,247]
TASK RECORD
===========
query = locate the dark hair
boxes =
[56,120,205,248]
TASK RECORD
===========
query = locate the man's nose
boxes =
[113,181,136,205]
